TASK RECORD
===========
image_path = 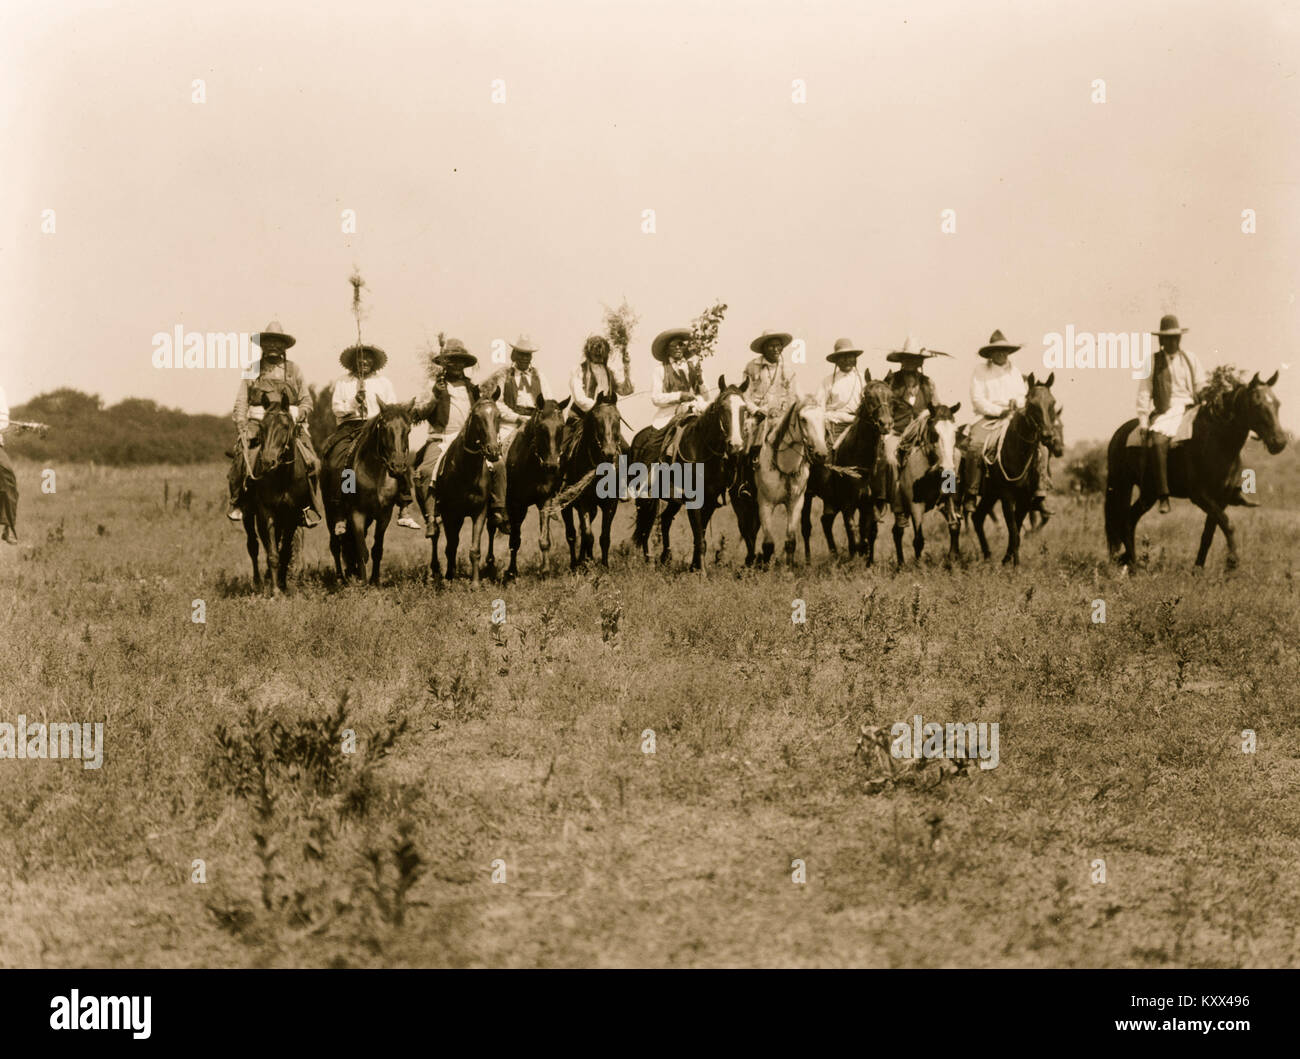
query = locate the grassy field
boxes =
[2,448,1298,968]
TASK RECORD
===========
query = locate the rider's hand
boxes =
[289,406,300,422]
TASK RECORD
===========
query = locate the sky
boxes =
[3,0,1298,441]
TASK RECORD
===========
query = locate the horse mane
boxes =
[772,396,807,443]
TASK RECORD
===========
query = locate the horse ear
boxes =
[1044,372,1054,388]
[376,395,389,411]
[490,384,501,402]
[718,374,726,392]
[405,399,417,418]
[280,392,290,409]
[1250,372,1261,386]
[863,367,872,381]
[260,393,270,407]
[1266,370,1279,387]
[950,401,961,415]
[557,396,571,411]
[1026,372,1036,387]
[738,377,749,393]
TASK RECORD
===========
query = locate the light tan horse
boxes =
[753,396,829,566]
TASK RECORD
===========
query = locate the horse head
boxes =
[374,396,416,477]
[1243,371,1286,454]
[714,374,749,455]
[255,393,297,475]
[588,391,623,461]
[859,379,894,435]
[530,397,570,473]
[466,388,503,462]
[1024,372,1065,458]
[793,395,829,465]
[927,401,962,478]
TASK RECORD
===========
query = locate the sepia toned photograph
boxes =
[1,0,1297,1035]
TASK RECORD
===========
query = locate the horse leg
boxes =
[563,505,579,569]
[1126,496,1155,566]
[659,502,679,566]
[1190,491,1237,568]
[469,508,486,587]
[244,513,261,590]
[370,509,390,587]
[972,494,994,560]
[757,496,777,567]
[579,502,595,564]
[843,504,859,558]
[1000,495,1019,566]
[349,510,369,583]
[863,511,877,567]
[429,518,442,580]
[1193,510,1216,567]
[483,523,497,581]
[444,514,460,581]
[506,507,524,581]
[802,494,817,563]
[633,499,652,562]
[912,502,926,562]
[599,500,615,566]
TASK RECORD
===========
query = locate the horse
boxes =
[430,390,502,584]
[632,375,748,571]
[322,397,416,586]
[561,392,624,569]
[502,397,570,579]
[739,395,829,567]
[241,393,311,595]
[1104,371,1285,569]
[966,373,1064,567]
[891,401,963,566]
[799,377,893,565]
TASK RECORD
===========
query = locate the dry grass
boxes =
[1,451,1298,967]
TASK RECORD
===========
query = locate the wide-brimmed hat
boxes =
[750,330,793,355]
[1151,314,1189,336]
[510,334,539,355]
[340,343,388,373]
[652,327,692,362]
[977,329,1021,359]
[887,335,951,363]
[252,320,296,350]
[826,337,863,363]
[434,338,477,369]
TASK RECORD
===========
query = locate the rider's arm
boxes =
[233,376,250,426]
[331,375,356,419]
[971,367,1004,418]
[570,365,596,413]
[1135,372,1153,429]
[611,354,634,396]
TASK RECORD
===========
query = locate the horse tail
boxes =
[1104,419,1136,555]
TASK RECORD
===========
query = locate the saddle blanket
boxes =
[1125,406,1196,447]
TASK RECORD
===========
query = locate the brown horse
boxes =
[1105,371,1285,569]
[892,401,963,566]
[561,392,625,569]
[322,397,416,585]
[502,396,570,580]
[799,377,893,564]
[242,393,311,595]
[431,391,502,584]
[967,374,1064,567]
[634,376,748,571]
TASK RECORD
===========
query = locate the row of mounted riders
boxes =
[236,366,1286,591]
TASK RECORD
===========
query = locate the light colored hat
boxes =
[1151,314,1189,336]
[750,330,793,355]
[977,329,1021,359]
[252,320,296,350]
[510,334,539,354]
[652,327,692,362]
[826,337,863,363]
[339,344,387,373]
[887,335,950,363]
[435,338,477,368]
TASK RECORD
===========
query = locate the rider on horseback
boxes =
[883,337,947,519]
[485,335,554,532]
[226,321,322,528]
[962,329,1028,515]
[740,330,797,468]
[561,334,633,466]
[816,338,865,448]
[1138,314,1204,514]
[652,328,710,464]
[412,339,480,537]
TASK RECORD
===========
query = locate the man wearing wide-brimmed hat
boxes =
[816,338,866,448]
[411,339,481,536]
[650,327,710,462]
[740,329,798,449]
[483,334,555,531]
[880,336,949,516]
[325,341,420,531]
[1137,314,1203,513]
[226,321,321,527]
[962,329,1029,514]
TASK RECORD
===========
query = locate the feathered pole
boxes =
[348,268,369,415]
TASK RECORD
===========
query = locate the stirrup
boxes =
[227,508,243,521]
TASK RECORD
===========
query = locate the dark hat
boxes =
[435,338,477,368]
[1151,314,1189,336]
[652,328,692,362]
[977,329,1021,359]
[750,330,793,355]
[826,337,863,363]
[340,344,388,373]
[252,320,296,350]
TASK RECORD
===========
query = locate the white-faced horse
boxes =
[751,396,829,567]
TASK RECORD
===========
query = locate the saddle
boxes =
[1125,406,1197,447]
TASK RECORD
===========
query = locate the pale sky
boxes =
[3,0,1298,441]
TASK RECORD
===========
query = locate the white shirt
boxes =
[332,373,398,421]
[971,360,1028,419]
[651,359,710,430]
[1137,347,1202,432]
[569,361,629,413]
[437,384,474,439]
[817,367,863,424]
[497,367,554,426]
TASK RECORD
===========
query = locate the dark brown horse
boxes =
[967,373,1064,567]
[322,397,416,585]
[242,393,311,595]
[431,391,501,584]
[635,376,748,571]
[799,377,893,565]
[560,392,625,569]
[1105,371,1284,569]
[501,397,570,579]
[892,401,963,566]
